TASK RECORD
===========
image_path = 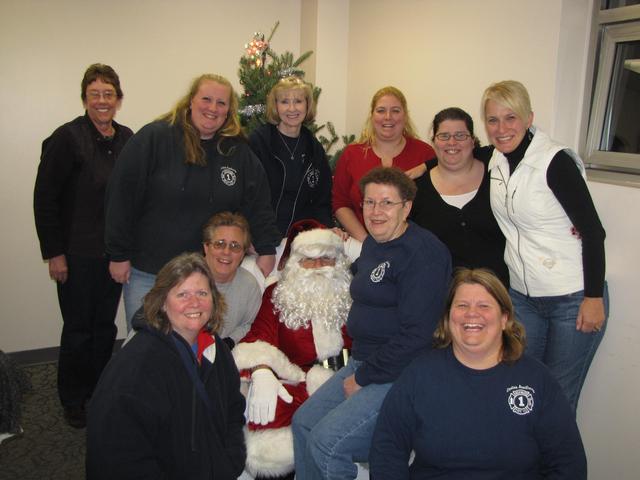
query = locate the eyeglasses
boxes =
[434,132,471,142]
[299,256,336,268]
[210,239,244,253]
[361,199,406,211]
[87,91,116,101]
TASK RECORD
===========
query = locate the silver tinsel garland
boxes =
[239,104,266,118]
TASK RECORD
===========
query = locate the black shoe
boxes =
[63,406,86,429]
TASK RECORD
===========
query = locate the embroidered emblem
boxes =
[507,385,535,415]
[220,167,237,186]
[370,261,390,283]
[306,167,320,188]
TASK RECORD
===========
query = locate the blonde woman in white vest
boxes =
[482,80,608,413]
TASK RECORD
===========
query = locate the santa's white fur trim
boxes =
[291,229,344,260]
[305,365,334,396]
[232,341,305,383]
[244,426,294,477]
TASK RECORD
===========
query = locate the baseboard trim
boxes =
[7,339,124,366]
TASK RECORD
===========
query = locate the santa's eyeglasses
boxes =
[209,239,244,253]
[299,256,335,268]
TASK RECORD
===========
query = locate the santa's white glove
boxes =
[248,368,293,425]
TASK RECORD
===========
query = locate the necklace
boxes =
[277,129,301,161]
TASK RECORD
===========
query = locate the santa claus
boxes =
[232,227,353,479]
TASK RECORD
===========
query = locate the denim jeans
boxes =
[292,359,392,480]
[510,282,609,412]
[123,267,156,332]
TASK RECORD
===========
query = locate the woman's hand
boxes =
[48,254,68,283]
[576,297,606,333]
[343,374,361,398]
[256,254,276,278]
[109,260,131,284]
[331,227,350,241]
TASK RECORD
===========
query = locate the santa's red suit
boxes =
[233,283,351,477]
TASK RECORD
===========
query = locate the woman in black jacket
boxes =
[249,76,333,236]
[87,253,246,480]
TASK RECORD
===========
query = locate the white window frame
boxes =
[585,4,640,185]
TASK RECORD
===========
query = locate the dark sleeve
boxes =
[86,377,169,479]
[33,126,75,259]
[355,242,452,386]
[104,126,155,262]
[217,338,247,477]
[370,364,417,479]
[241,149,280,255]
[534,370,587,479]
[547,152,606,297]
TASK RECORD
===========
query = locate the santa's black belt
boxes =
[315,348,350,372]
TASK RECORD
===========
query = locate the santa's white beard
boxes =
[272,260,352,333]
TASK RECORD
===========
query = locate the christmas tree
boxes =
[237,22,354,170]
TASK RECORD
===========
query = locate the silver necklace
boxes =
[277,129,301,160]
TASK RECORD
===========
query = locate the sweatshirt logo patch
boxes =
[507,385,534,415]
[370,261,390,283]
[221,166,237,186]
[306,168,320,188]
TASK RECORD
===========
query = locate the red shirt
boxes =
[332,137,435,225]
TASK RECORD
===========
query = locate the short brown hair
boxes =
[359,166,417,202]
[202,211,251,250]
[265,76,316,124]
[433,268,525,363]
[143,252,226,335]
[81,63,123,101]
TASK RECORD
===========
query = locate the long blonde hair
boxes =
[159,74,244,166]
[358,86,419,146]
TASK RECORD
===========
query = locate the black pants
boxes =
[56,255,121,408]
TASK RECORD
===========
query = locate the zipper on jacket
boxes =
[284,161,314,234]
[274,153,287,216]
[191,383,197,452]
[498,165,529,296]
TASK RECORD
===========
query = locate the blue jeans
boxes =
[510,283,609,412]
[123,267,156,332]
[292,359,392,480]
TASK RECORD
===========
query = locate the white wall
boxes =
[2,0,638,476]
[342,0,639,477]
[0,0,300,351]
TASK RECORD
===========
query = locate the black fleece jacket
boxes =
[86,324,246,480]
[105,121,280,273]
[249,123,333,234]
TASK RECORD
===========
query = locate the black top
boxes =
[34,114,133,259]
[105,121,280,274]
[505,131,605,297]
[411,153,509,286]
[249,123,333,235]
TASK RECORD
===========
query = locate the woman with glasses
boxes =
[292,167,451,479]
[202,212,261,350]
[332,86,435,242]
[34,63,133,428]
[105,74,280,331]
[411,107,509,286]
[482,80,607,413]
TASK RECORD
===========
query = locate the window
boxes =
[585,3,640,183]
